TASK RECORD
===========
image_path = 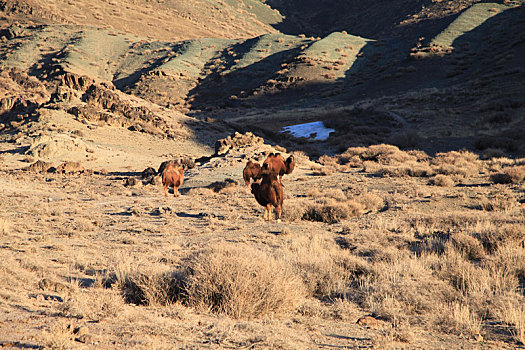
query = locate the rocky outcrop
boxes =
[214,132,264,156]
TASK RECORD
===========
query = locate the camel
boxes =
[262,153,295,185]
[161,162,184,197]
[243,160,262,186]
[251,170,283,222]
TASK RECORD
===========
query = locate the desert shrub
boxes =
[431,150,481,177]
[338,144,417,166]
[436,302,482,337]
[110,256,183,306]
[407,149,430,162]
[490,166,525,184]
[338,146,367,167]
[475,224,525,254]
[429,174,455,187]
[311,164,336,176]
[362,160,380,173]
[59,287,124,321]
[282,234,368,298]
[207,178,239,192]
[184,244,305,319]
[474,193,516,212]
[284,199,308,221]
[318,155,339,166]
[436,245,518,301]
[362,144,416,164]
[356,192,384,212]
[41,320,75,350]
[289,150,309,165]
[494,299,525,345]
[358,253,457,326]
[303,199,364,224]
[450,232,484,261]
[377,161,433,178]
[307,187,347,202]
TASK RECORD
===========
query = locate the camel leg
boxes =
[164,185,169,197]
[276,205,282,223]
[267,204,272,221]
[263,206,268,220]
[174,187,180,197]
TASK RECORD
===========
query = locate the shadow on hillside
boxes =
[187,40,308,110]
[243,7,525,156]
[266,0,460,40]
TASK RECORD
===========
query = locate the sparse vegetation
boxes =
[1,0,525,348]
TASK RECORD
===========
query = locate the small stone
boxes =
[356,315,379,328]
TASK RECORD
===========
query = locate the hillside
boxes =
[1,1,525,349]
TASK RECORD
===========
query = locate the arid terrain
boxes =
[0,0,524,349]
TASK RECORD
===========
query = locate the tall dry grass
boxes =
[184,244,306,319]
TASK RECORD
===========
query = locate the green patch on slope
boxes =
[62,27,131,82]
[160,38,234,77]
[431,3,510,48]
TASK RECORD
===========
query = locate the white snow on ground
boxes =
[281,121,335,140]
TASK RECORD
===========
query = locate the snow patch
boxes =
[281,121,335,140]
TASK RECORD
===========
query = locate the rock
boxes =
[149,174,162,186]
[73,326,89,337]
[356,315,379,328]
[26,134,91,160]
[206,178,239,192]
[214,132,264,156]
[55,161,85,174]
[38,278,54,291]
[75,334,93,344]
[24,160,54,173]
[141,167,156,178]
[124,177,137,187]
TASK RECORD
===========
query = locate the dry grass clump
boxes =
[376,160,434,178]
[449,232,484,261]
[303,198,364,224]
[337,144,417,167]
[474,223,525,254]
[355,192,384,212]
[431,150,481,177]
[495,300,525,345]
[337,144,433,177]
[436,302,482,337]
[59,286,124,321]
[429,174,455,187]
[111,258,182,306]
[301,188,384,223]
[474,192,517,212]
[206,178,240,193]
[184,244,306,319]
[311,164,336,176]
[490,165,525,184]
[41,320,76,350]
[284,198,308,221]
[282,234,368,298]
[307,187,346,202]
[356,252,457,327]
[357,144,417,165]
